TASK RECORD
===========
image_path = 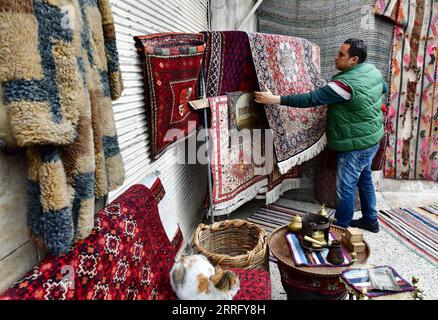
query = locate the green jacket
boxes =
[327,63,384,151]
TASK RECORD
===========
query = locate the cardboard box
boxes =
[345,227,363,243]
[343,238,366,253]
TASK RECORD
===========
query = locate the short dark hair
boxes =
[344,38,367,63]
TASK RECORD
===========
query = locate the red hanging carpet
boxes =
[134,33,205,160]
[247,32,327,174]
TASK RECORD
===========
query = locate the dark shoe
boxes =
[349,218,380,233]
[332,221,349,229]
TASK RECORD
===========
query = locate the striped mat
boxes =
[246,204,335,262]
[378,205,438,265]
[286,232,351,267]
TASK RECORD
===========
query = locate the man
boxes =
[254,38,386,233]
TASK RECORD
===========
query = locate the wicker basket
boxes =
[193,219,268,270]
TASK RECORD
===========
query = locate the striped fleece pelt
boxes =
[0,0,124,255]
[257,0,395,83]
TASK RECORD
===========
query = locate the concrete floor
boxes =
[226,179,438,300]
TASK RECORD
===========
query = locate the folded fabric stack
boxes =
[285,232,352,267]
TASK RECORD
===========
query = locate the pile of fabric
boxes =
[0,183,183,300]
[0,181,271,300]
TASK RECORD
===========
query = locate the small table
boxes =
[268,225,370,300]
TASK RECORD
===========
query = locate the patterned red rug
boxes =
[202,31,259,97]
[0,182,271,300]
[262,160,303,205]
[0,184,183,300]
[247,32,327,174]
[209,95,268,215]
[134,33,205,160]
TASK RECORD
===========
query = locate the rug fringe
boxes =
[212,179,268,216]
[265,178,301,204]
[254,186,268,199]
[277,134,327,175]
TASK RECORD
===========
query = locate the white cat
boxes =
[170,254,240,300]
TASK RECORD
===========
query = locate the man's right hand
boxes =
[254,90,281,105]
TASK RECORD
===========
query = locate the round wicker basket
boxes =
[193,219,268,270]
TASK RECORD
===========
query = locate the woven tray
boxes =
[193,219,268,270]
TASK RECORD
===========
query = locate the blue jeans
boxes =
[334,144,380,228]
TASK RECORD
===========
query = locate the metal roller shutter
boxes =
[108,0,210,240]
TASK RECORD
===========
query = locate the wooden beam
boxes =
[237,0,264,30]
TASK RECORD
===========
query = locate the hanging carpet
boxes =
[375,0,438,181]
[0,0,125,256]
[134,33,205,160]
[208,95,268,216]
[257,0,395,83]
[203,31,331,212]
[314,107,391,209]
[202,31,259,97]
[247,32,327,174]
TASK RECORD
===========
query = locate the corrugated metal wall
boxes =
[108,0,210,240]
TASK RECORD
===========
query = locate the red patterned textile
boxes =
[231,268,271,300]
[247,33,327,174]
[134,33,205,160]
[202,31,259,97]
[209,96,268,215]
[372,107,390,171]
[0,185,183,300]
